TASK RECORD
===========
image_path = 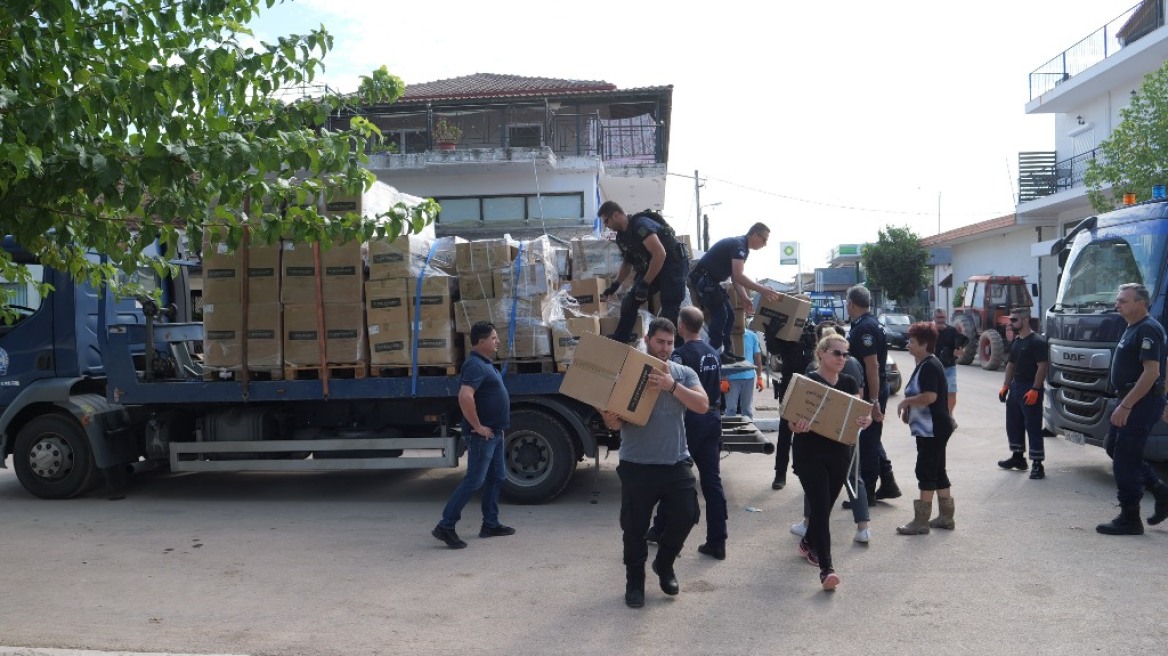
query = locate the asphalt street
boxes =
[1,349,1166,655]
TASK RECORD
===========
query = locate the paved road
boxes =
[1,349,1166,655]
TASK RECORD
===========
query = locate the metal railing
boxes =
[1028,1,1165,100]
[1016,148,1104,203]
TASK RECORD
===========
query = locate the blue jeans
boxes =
[439,429,506,529]
[725,378,755,418]
[1006,380,1044,461]
[1105,395,1166,506]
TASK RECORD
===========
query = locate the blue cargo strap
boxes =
[411,240,441,396]
[502,241,524,376]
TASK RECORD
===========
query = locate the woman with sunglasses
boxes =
[894,322,956,535]
[791,333,873,590]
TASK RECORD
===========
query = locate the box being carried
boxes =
[559,332,668,426]
[780,373,873,446]
[749,292,812,343]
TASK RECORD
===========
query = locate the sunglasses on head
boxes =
[823,348,849,358]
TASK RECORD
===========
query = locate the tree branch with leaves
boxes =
[860,225,928,305]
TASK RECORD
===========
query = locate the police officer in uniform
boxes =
[996,306,1049,479]
[689,223,781,364]
[1097,283,1168,535]
[647,307,728,559]
[845,285,901,502]
[596,201,688,343]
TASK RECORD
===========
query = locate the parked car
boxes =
[886,361,902,396]
[878,313,914,349]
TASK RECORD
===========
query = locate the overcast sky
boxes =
[249,0,1139,282]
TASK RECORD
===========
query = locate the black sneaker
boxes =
[697,542,726,560]
[1029,462,1045,480]
[719,351,746,365]
[479,524,516,538]
[997,453,1028,471]
[771,473,786,490]
[644,526,662,544]
[432,525,468,549]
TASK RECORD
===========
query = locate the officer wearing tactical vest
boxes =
[597,201,689,344]
[1097,283,1168,535]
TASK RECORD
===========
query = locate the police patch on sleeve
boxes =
[1142,337,1154,350]
[862,334,874,347]
[637,226,650,238]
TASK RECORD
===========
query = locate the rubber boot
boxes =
[652,546,680,596]
[874,464,903,500]
[896,499,932,535]
[624,564,645,608]
[1147,481,1168,526]
[928,497,956,530]
[1095,504,1144,535]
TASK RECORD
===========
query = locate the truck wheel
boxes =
[979,330,1007,371]
[13,414,99,499]
[955,316,976,365]
[502,409,577,504]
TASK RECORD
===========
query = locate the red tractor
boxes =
[952,275,1036,371]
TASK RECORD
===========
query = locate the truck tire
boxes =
[979,330,1008,371]
[502,408,577,504]
[955,316,976,365]
[13,414,100,499]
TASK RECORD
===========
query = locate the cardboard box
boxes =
[458,272,495,301]
[599,315,645,341]
[749,292,812,343]
[559,332,668,426]
[365,278,408,325]
[202,238,243,304]
[570,238,623,280]
[369,320,458,366]
[570,277,609,315]
[567,316,602,336]
[780,373,873,445]
[282,302,366,366]
[478,323,551,360]
[454,296,549,334]
[246,242,281,303]
[202,302,282,369]
[455,239,515,273]
[407,274,454,322]
[494,263,557,298]
[552,317,601,366]
[368,235,434,280]
[280,239,364,304]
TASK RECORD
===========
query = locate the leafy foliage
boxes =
[1085,60,1168,212]
[0,0,438,316]
[861,225,928,304]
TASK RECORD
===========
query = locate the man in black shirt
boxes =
[1097,283,1168,535]
[997,306,1049,479]
[648,307,729,559]
[689,223,781,364]
[845,285,900,502]
[597,201,688,344]
[933,308,968,423]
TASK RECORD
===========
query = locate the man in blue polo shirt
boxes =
[432,321,515,549]
[689,223,780,364]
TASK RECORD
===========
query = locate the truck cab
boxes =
[1043,198,1168,460]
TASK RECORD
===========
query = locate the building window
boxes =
[529,194,583,220]
[483,197,526,222]
[435,198,481,223]
[435,193,584,224]
[508,124,543,148]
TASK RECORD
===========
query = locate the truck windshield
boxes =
[1055,230,1168,308]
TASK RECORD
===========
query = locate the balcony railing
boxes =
[1017,149,1103,203]
[1028,0,1165,100]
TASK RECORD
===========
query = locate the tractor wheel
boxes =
[979,330,1008,371]
[955,315,977,365]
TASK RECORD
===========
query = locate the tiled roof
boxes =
[919,214,1019,247]
[398,73,665,103]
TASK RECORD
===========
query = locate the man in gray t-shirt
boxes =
[599,318,711,609]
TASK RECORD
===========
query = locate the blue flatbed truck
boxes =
[0,241,771,502]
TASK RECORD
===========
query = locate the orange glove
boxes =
[998,385,1009,403]
[1024,388,1040,406]
[756,376,765,392]
[720,379,730,394]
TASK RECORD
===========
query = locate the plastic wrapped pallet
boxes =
[368,234,461,280]
[493,262,557,298]
[466,320,551,360]
[571,237,623,280]
[454,296,552,334]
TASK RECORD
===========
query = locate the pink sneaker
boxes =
[798,539,819,567]
[820,569,840,591]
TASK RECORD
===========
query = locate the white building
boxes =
[326,73,673,242]
[1016,0,1168,306]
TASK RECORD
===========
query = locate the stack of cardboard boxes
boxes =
[454,237,555,360]
[201,231,283,374]
[280,234,366,367]
[366,234,459,368]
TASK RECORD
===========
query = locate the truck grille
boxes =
[1056,387,1106,422]
[1060,370,1101,386]
[1051,366,1108,391]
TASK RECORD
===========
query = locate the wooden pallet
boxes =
[203,368,285,382]
[371,364,459,378]
[504,357,558,374]
[283,363,368,381]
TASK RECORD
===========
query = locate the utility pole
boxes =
[693,169,701,243]
[702,214,710,252]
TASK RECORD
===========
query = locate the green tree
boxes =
[0,0,437,315]
[861,225,928,305]
[1084,60,1168,212]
